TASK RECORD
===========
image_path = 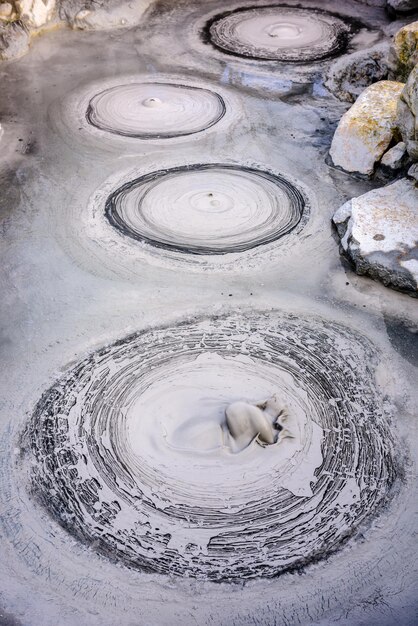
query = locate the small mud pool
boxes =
[0,1,417,625]
[104,164,307,255]
[208,6,351,62]
[86,82,226,139]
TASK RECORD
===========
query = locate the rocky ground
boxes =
[330,20,417,296]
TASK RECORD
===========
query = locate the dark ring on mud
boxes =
[104,163,308,255]
[205,5,359,63]
[86,82,226,139]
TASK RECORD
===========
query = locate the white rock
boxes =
[380,141,408,170]
[0,2,13,19]
[333,178,418,295]
[329,80,404,176]
[15,0,55,28]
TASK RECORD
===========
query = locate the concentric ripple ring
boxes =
[208,6,350,62]
[86,82,226,138]
[24,311,397,581]
[105,164,307,255]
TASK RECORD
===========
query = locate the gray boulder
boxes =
[333,178,418,296]
[325,43,390,103]
[387,0,418,13]
[397,64,418,161]
[0,19,29,60]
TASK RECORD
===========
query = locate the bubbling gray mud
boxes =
[86,82,226,139]
[24,311,397,581]
[52,74,244,152]
[105,164,307,255]
[208,6,350,62]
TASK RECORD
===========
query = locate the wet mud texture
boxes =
[25,311,397,581]
[105,164,307,255]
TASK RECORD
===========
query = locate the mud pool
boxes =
[0,1,417,625]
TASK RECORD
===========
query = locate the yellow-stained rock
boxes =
[330,80,404,176]
[392,21,418,81]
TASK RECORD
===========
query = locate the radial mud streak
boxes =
[25,311,397,581]
[105,164,306,255]
[86,82,226,139]
[208,6,351,62]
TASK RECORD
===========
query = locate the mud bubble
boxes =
[105,163,307,255]
[86,82,226,139]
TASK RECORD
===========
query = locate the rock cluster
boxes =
[329,22,417,175]
[331,18,417,296]
[326,21,418,103]
[0,0,154,60]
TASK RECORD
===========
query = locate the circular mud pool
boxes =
[208,6,350,62]
[86,82,226,139]
[24,311,397,581]
[105,164,307,255]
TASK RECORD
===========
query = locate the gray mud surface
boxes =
[0,1,417,625]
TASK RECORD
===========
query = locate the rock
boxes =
[390,21,418,81]
[0,19,29,60]
[333,178,418,295]
[408,162,418,180]
[15,0,56,28]
[325,43,390,103]
[59,0,153,30]
[397,64,418,160]
[387,0,418,14]
[0,2,14,20]
[380,141,408,170]
[329,80,404,176]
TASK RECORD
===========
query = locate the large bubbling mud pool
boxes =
[0,1,417,625]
